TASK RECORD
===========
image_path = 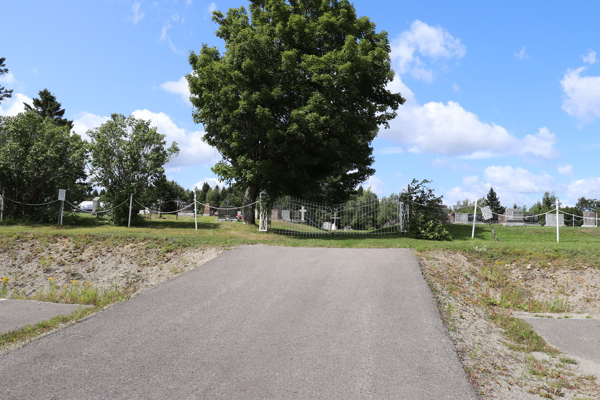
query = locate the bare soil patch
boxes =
[420,250,600,399]
[0,235,223,299]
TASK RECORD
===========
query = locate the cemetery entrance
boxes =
[266,197,406,236]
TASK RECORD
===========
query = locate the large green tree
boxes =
[187,0,404,224]
[0,112,88,222]
[0,58,13,103]
[24,89,73,130]
[87,114,179,226]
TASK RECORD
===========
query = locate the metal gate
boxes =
[264,197,407,236]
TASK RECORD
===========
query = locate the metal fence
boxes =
[266,197,406,236]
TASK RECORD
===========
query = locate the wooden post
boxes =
[0,189,4,222]
[471,198,478,239]
[128,194,133,228]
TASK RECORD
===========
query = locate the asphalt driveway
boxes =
[0,245,476,399]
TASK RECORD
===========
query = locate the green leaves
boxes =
[0,112,88,222]
[87,114,179,226]
[188,0,404,206]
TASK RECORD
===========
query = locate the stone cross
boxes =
[300,206,306,222]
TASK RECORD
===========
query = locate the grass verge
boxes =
[0,306,98,349]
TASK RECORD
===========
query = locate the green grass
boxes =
[0,306,98,348]
[490,314,559,354]
[3,214,600,253]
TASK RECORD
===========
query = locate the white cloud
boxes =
[561,67,600,126]
[160,22,185,55]
[129,2,145,25]
[484,166,552,193]
[390,20,466,82]
[557,164,573,175]
[445,166,552,208]
[567,177,600,200]
[0,71,15,84]
[72,112,110,139]
[32,68,39,76]
[514,46,530,61]
[581,50,597,65]
[194,177,224,190]
[0,93,33,117]
[205,2,217,19]
[72,109,217,167]
[185,0,193,8]
[452,83,460,92]
[445,186,485,206]
[379,147,403,154]
[382,75,557,159]
[160,76,190,104]
[359,176,385,195]
[462,176,479,186]
[131,109,217,167]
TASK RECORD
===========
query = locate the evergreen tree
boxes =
[486,187,504,215]
[0,58,13,103]
[24,89,73,130]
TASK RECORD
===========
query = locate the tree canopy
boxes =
[0,58,13,103]
[0,112,88,222]
[24,89,73,130]
[187,0,404,223]
[87,114,179,225]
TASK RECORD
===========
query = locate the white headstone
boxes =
[546,213,565,227]
[506,208,524,222]
[300,206,306,222]
[282,210,291,222]
[583,211,597,227]
[322,222,332,231]
[455,213,469,223]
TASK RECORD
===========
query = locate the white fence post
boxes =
[556,199,560,243]
[194,191,198,231]
[0,189,3,222]
[128,194,133,228]
[471,198,478,239]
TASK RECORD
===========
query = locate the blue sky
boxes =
[2,0,600,207]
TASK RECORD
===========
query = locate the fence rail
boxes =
[267,197,406,236]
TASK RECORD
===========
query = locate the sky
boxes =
[1,0,600,208]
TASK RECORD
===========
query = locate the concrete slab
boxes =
[0,246,476,400]
[524,317,600,364]
[0,299,90,334]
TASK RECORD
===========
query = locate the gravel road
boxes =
[0,245,476,399]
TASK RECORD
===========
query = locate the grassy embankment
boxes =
[2,214,600,355]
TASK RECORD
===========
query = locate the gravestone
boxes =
[322,221,333,231]
[546,213,565,227]
[583,211,597,227]
[503,208,525,226]
[271,209,281,220]
[300,206,307,222]
[282,210,291,222]
[92,197,100,215]
[455,213,469,223]
[203,203,210,216]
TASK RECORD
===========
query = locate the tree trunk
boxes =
[243,185,259,225]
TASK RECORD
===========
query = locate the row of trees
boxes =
[0,89,179,225]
